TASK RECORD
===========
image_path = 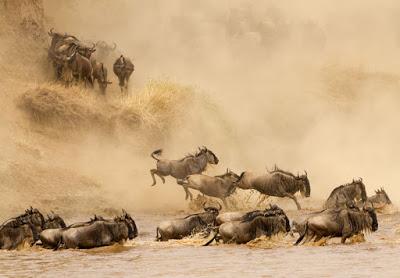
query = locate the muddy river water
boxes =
[1,212,400,278]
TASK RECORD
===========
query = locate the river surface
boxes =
[1,211,400,278]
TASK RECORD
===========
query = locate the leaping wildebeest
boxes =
[150,147,219,200]
[204,205,290,245]
[156,203,221,241]
[113,55,134,93]
[324,178,367,209]
[177,168,240,206]
[295,206,378,245]
[236,165,311,210]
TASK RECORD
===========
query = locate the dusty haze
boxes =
[0,0,399,217]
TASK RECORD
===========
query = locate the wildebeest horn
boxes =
[304,170,307,176]
[112,42,117,50]
[216,202,222,211]
[202,202,207,210]
[48,28,54,36]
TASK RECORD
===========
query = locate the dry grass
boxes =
[18,80,195,139]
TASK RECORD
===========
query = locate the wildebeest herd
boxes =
[47,28,134,93]
[0,29,392,251]
[0,152,392,250]
[150,146,391,246]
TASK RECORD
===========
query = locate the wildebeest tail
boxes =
[151,149,163,161]
[294,222,308,245]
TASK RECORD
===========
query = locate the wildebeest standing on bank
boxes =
[113,55,134,93]
[63,50,94,88]
[236,166,311,210]
[295,206,378,245]
[324,178,367,209]
[47,28,96,80]
[0,208,45,249]
[177,169,240,206]
[150,147,219,200]
[91,58,112,94]
[156,203,221,241]
[205,205,290,245]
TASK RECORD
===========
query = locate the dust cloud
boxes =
[0,0,399,216]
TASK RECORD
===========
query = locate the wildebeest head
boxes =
[199,147,219,165]
[44,212,66,229]
[120,209,138,239]
[352,178,368,202]
[363,207,378,231]
[24,207,45,229]
[298,171,311,197]
[77,43,96,59]
[374,188,392,205]
[203,202,222,216]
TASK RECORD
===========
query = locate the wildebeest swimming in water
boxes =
[295,206,378,245]
[150,147,219,200]
[216,204,288,225]
[177,168,240,207]
[113,55,134,93]
[235,165,311,210]
[324,178,367,209]
[40,211,138,249]
[156,203,221,241]
[204,205,290,245]
[0,207,45,250]
[365,188,392,210]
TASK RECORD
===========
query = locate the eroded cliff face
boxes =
[1,0,45,39]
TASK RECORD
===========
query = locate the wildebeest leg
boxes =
[285,193,301,210]
[150,169,166,186]
[182,186,193,200]
[150,169,158,186]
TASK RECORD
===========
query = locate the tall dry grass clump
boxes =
[18,80,195,139]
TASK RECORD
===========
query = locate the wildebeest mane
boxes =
[249,216,286,237]
[346,210,373,234]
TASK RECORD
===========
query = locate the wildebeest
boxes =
[216,204,288,226]
[177,169,240,206]
[365,188,392,210]
[324,178,367,209]
[205,205,290,245]
[48,28,96,80]
[40,211,138,249]
[0,207,45,249]
[295,206,378,245]
[91,59,112,94]
[113,55,134,92]
[43,212,66,230]
[64,50,94,87]
[150,147,219,200]
[156,203,221,241]
[95,40,117,62]
[236,165,311,210]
